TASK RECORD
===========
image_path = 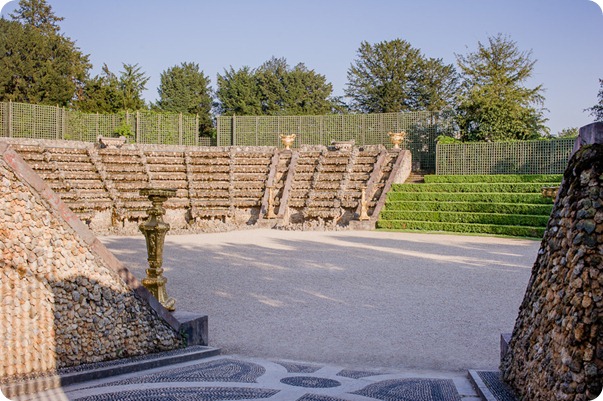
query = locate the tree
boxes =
[557,127,579,138]
[155,62,213,136]
[586,79,603,122]
[119,63,148,111]
[345,39,457,113]
[0,1,90,106]
[9,0,63,34]
[216,57,334,116]
[74,64,121,113]
[454,34,548,141]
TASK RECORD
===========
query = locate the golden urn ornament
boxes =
[280,134,296,150]
[388,131,407,149]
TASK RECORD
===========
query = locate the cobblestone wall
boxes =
[0,146,183,380]
[502,142,603,400]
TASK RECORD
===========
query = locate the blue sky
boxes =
[1,0,602,135]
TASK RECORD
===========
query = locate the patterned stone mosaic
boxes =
[352,378,461,401]
[280,376,341,388]
[477,371,519,401]
[95,359,265,387]
[73,387,279,400]
[336,369,378,379]
[276,361,322,373]
[295,394,350,401]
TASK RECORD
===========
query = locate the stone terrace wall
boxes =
[3,138,409,234]
[0,143,183,383]
[502,136,603,399]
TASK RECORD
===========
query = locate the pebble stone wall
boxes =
[502,143,603,400]
[0,148,183,380]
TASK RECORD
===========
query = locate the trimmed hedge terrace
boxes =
[377,174,562,238]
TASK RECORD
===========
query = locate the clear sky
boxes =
[1,0,602,135]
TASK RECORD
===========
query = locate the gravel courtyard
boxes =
[101,229,539,373]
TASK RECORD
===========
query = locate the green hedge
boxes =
[385,192,553,204]
[378,211,550,227]
[382,201,553,215]
[392,182,558,194]
[424,174,563,184]
[376,220,545,238]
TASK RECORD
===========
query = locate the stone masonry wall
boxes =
[0,145,183,380]
[501,142,603,400]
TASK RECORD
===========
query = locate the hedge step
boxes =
[376,220,545,238]
[386,192,554,204]
[423,174,563,184]
[382,201,553,215]
[392,182,561,194]
[379,210,550,227]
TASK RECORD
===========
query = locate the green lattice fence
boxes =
[217,111,447,171]
[436,139,575,175]
[0,101,201,146]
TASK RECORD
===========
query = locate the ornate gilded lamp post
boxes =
[139,188,177,311]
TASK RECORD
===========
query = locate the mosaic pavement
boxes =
[19,355,483,401]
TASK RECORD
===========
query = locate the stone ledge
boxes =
[173,311,209,346]
[348,220,375,230]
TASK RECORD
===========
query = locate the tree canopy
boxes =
[345,39,458,113]
[586,79,603,123]
[454,34,548,141]
[216,57,334,116]
[155,62,213,135]
[0,0,90,106]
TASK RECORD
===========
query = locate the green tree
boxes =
[586,79,603,122]
[216,57,334,116]
[345,39,457,113]
[119,63,148,111]
[155,62,213,136]
[557,127,579,138]
[74,64,121,113]
[454,34,548,141]
[9,0,62,34]
[0,0,91,106]
[216,66,262,115]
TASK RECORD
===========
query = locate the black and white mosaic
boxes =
[96,359,265,387]
[336,369,378,379]
[477,371,519,401]
[277,361,323,373]
[352,378,461,401]
[280,376,341,388]
[73,387,279,400]
[295,394,350,401]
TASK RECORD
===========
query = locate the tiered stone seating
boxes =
[10,143,112,221]
[144,150,189,209]
[341,146,382,209]
[186,149,231,220]
[304,148,353,220]
[287,147,323,222]
[231,149,273,209]
[97,148,150,220]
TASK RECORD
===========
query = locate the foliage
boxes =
[119,63,149,111]
[383,200,553,215]
[216,57,335,116]
[586,78,603,122]
[379,210,550,227]
[0,4,91,106]
[556,127,579,138]
[345,39,458,113]
[112,119,133,139]
[376,220,545,238]
[386,191,553,205]
[393,182,551,193]
[75,63,148,113]
[423,174,562,183]
[454,34,548,141]
[435,135,460,144]
[9,0,62,34]
[155,62,213,136]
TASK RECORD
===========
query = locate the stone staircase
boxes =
[7,139,411,233]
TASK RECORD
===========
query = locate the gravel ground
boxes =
[100,229,538,373]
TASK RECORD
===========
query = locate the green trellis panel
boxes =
[0,101,200,146]
[217,111,444,171]
[435,139,575,175]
